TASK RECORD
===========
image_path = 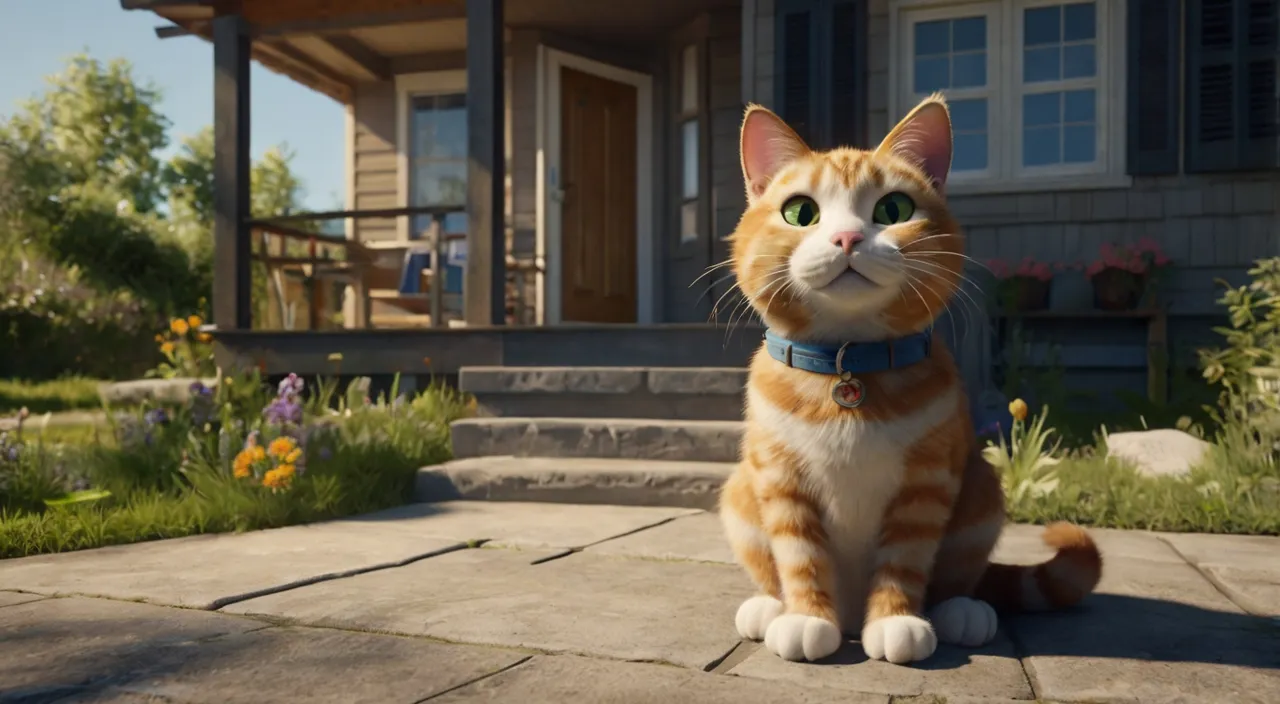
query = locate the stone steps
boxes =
[414,456,734,510]
[450,416,743,463]
[460,366,747,421]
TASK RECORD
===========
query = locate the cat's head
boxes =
[729,93,963,342]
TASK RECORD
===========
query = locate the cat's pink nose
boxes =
[830,230,865,255]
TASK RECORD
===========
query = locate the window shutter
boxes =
[1127,0,1181,174]
[775,0,820,145]
[1186,0,1279,172]
[827,0,867,149]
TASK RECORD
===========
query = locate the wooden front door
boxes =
[559,66,638,323]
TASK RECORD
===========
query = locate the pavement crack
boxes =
[704,640,757,674]
[1002,623,1042,701]
[1155,535,1267,617]
[208,541,486,611]
[414,655,534,702]
[575,513,702,551]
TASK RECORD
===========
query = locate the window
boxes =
[678,44,700,244]
[894,0,1124,190]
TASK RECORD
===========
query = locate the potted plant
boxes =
[1085,238,1172,311]
[988,257,1054,313]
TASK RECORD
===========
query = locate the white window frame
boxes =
[888,0,1130,194]
[395,70,468,245]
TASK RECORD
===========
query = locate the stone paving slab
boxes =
[1159,531,1280,617]
[992,523,1185,564]
[1014,551,1280,704]
[729,632,1033,700]
[430,653,884,704]
[0,596,264,701]
[341,499,700,551]
[0,590,44,608]
[585,511,736,564]
[0,524,466,610]
[224,546,751,670]
[0,596,526,704]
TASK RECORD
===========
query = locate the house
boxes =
[126,0,1278,405]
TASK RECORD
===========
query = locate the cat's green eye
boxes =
[781,196,821,227]
[872,192,916,225]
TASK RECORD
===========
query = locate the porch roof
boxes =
[124,0,738,104]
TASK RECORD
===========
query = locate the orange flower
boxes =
[284,448,302,464]
[187,314,203,329]
[267,436,296,458]
[196,332,213,343]
[1008,398,1029,422]
[170,318,189,336]
[160,342,175,355]
[232,449,255,478]
[262,466,294,489]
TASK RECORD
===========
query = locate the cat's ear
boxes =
[876,92,953,193]
[740,104,810,201]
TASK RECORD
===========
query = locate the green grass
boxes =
[0,377,106,415]
[0,374,472,558]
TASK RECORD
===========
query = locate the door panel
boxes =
[560,66,638,323]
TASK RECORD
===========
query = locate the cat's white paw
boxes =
[929,597,998,647]
[861,614,938,664]
[735,595,785,641]
[763,613,843,662]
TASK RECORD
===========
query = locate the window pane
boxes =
[1024,6,1060,46]
[682,120,699,199]
[680,201,698,243]
[1063,89,1096,123]
[411,93,467,159]
[1063,2,1097,41]
[1024,126,1062,166]
[950,98,987,131]
[1063,125,1096,163]
[952,53,986,88]
[954,133,989,171]
[915,20,950,54]
[952,17,987,51]
[681,45,698,114]
[1023,92,1061,127]
[914,57,951,93]
[1062,44,1096,78]
[412,160,468,207]
[1023,47,1061,82]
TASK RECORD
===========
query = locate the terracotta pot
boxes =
[1009,275,1051,312]
[1091,267,1146,311]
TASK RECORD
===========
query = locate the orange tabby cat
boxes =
[718,94,1102,665]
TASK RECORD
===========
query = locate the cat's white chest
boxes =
[748,385,959,630]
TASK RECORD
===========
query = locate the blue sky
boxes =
[0,0,344,211]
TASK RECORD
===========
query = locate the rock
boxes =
[1105,428,1211,478]
[98,378,217,408]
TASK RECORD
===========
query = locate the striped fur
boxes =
[719,95,1102,665]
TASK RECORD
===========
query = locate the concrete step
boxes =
[459,366,747,421]
[414,456,734,510]
[450,416,743,463]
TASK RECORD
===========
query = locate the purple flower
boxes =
[263,396,303,425]
[278,373,305,397]
[318,446,332,461]
[144,408,169,426]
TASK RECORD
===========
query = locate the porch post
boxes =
[212,13,252,330]
[464,0,507,326]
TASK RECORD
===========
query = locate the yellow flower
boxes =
[267,436,296,458]
[197,332,213,343]
[187,315,203,329]
[154,334,164,343]
[276,463,297,477]
[160,341,175,355]
[170,318,190,336]
[232,449,255,478]
[1008,398,1028,422]
[262,467,293,489]
[284,448,302,464]
[250,445,267,462]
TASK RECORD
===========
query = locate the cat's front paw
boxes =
[735,595,785,641]
[929,597,998,647]
[764,613,843,662]
[861,614,937,664]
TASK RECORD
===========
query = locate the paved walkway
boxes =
[1,501,1277,704]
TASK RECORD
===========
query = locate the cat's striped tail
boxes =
[974,522,1103,612]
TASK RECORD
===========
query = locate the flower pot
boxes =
[1091,267,1145,311]
[1009,276,1050,312]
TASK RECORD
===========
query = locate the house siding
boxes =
[351,80,399,244]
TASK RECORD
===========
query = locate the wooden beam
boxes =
[464,0,506,326]
[285,34,391,81]
[155,24,195,38]
[246,0,466,35]
[256,39,353,102]
[213,13,253,331]
[121,0,207,9]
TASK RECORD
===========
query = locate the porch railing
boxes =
[248,206,538,331]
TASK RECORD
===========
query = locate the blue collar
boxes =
[764,328,934,376]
